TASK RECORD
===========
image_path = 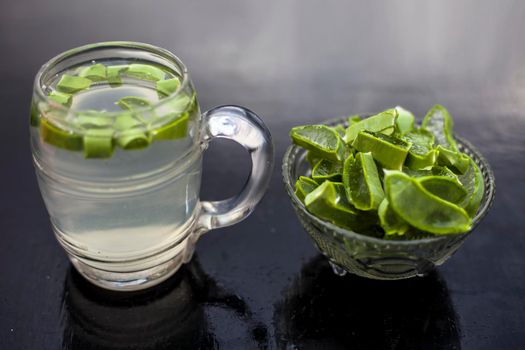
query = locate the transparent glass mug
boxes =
[30,42,274,291]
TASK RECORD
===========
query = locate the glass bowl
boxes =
[282,116,496,280]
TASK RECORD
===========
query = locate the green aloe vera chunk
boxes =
[40,119,82,151]
[56,75,92,93]
[74,111,114,128]
[403,165,459,181]
[290,125,345,162]
[403,129,437,169]
[395,106,415,135]
[352,131,411,170]
[418,176,467,204]
[458,157,484,216]
[343,152,384,211]
[116,128,151,150]
[305,181,374,231]
[306,151,321,167]
[153,113,189,140]
[344,108,397,143]
[83,128,114,158]
[348,115,362,126]
[156,78,181,96]
[312,159,343,182]
[126,64,165,82]
[421,104,458,152]
[378,199,409,236]
[48,91,72,106]
[107,65,129,86]
[384,171,471,234]
[114,113,141,130]
[78,63,107,81]
[332,125,346,138]
[436,145,470,174]
[294,176,319,202]
[155,94,192,119]
[116,96,151,110]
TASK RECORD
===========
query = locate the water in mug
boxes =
[31,60,202,263]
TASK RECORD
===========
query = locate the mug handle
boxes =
[196,105,274,233]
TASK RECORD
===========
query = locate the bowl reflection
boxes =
[275,255,460,350]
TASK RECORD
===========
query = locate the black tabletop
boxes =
[1,1,525,349]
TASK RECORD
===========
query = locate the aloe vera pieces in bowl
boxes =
[290,105,484,239]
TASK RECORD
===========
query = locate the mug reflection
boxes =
[61,257,267,349]
[275,255,460,350]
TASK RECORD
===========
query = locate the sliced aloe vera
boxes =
[107,65,129,86]
[116,96,151,110]
[305,181,374,231]
[418,176,467,204]
[74,111,114,128]
[312,159,343,182]
[294,176,319,202]
[458,157,484,216]
[395,106,415,135]
[153,113,189,140]
[48,91,72,106]
[385,171,471,234]
[40,119,82,151]
[126,64,165,82]
[306,151,321,167]
[348,115,362,126]
[56,75,91,94]
[403,165,459,181]
[290,125,345,162]
[403,129,437,169]
[156,78,181,96]
[343,152,384,210]
[421,104,458,152]
[116,129,151,150]
[436,145,470,174]
[155,93,192,119]
[344,108,397,143]
[378,198,409,236]
[83,128,114,158]
[333,125,346,138]
[78,63,107,81]
[352,131,410,170]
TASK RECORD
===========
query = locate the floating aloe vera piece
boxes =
[436,145,470,174]
[56,75,92,94]
[343,152,384,210]
[83,128,114,158]
[305,181,374,231]
[48,91,72,106]
[312,159,343,182]
[74,111,114,128]
[113,113,141,130]
[78,63,107,81]
[418,176,467,205]
[458,158,484,216]
[352,131,410,170]
[153,113,189,140]
[126,64,165,82]
[107,65,129,86]
[344,108,397,143]
[294,176,319,202]
[40,119,82,151]
[421,104,458,152]
[116,128,151,150]
[378,199,409,236]
[156,78,181,96]
[385,171,471,234]
[155,93,192,119]
[116,96,151,110]
[395,106,415,135]
[403,129,437,169]
[290,125,345,162]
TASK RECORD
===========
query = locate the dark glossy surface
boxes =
[1,1,525,349]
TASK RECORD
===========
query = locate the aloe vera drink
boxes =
[31,60,201,265]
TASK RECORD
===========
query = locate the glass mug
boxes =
[30,42,274,291]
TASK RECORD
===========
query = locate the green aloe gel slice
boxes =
[312,159,343,182]
[403,165,459,181]
[352,131,411,170]
[348,115,362,126]
[344,108,397,143]
[290,125,345,162]
[56,75,92,93]
[343,152,384,210]
[48,91,72,106]
[458,158,485,216]
[403,129,437,169]
[305,181,374,231]
[116,96,151,110]
[418,176,467,205]
[78,63,107,81]
[395,106,415,135]
[83,128,115,159]
[40,119,83,151]
[378,198,409,236]
[156,78,181,96]
[294,176,319,202]
[152,113,189,140]
[125,64,165,82]
[74,111,114,129]
[114,114,151,149]
[421,104,458,152]
[436,145,470,174]
[306,151,322,167]
[333,125,346,138]
[107,65,129,86]
[384,171,471,234]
